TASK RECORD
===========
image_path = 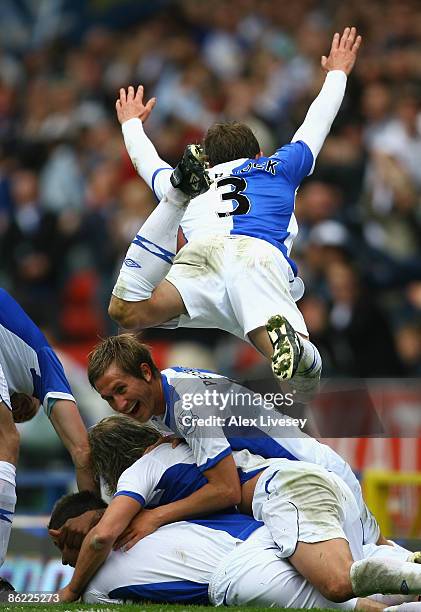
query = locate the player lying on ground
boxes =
[81,334,386,550]
[54,421,421,605]
[0,289,97,589]
[109,27,361,396]
[50,491,417,610]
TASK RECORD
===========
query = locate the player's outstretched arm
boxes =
[292,27,362,164]
[117,85,173,200]
[58,495,140,602]
[114,455,242,552]
[49,400,98,493]
[321,26,361,76]
[115,84,156,125]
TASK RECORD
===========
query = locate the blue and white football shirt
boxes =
[155,141,313,275]
[150,366,365,510]
[0,289,75,413]
[83,519,262,604]
[115,441,265,510]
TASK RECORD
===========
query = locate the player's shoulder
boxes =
[272,140,311,159]
[120,444,192,479]
[208,158,248,180]
[152,441,193,464]
[162,366,225,382]
[0,289,49,351]
[118,453,158,485]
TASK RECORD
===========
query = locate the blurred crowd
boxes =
[1,0,421,378]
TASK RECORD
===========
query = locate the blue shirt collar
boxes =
[160,373,172,428]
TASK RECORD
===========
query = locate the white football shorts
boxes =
[165,235,308,340]
[209,525,357,609]
[252,459,364,560]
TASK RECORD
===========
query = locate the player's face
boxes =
[95,362,163,422]
[53,538,78,568]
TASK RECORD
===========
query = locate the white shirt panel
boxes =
[83,521,239,603]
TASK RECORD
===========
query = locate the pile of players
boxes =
[2,25,421,610]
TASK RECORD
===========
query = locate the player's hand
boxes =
[321,27,362,76]
[57,585,79,602]
[144,434,183,454]
[11,393,40,423]
[48,509,100,549]
[116,85,156,125]
[113,509,161,551]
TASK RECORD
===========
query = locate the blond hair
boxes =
[87,333,159,388]
[89,415,160,495]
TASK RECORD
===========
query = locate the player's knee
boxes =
[319,572,353,602]
[108,296,141,329]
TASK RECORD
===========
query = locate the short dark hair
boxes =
[89,415,161,495]
[204,121,260,166]
[48,491,107,530]
[87,333,160,387]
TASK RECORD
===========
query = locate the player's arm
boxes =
[116,85,173,200]
[115,453,241,551]
[49,399,97,493]
[291,27,361,163]
[58,495,140,602]
[36,346,98,492]
[152,453,240,521]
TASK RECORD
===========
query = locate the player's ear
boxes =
[139,363,152,382]
[255,151,264,159]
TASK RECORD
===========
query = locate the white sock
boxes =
[370,595,418,606]
[351,557,421,597]
[113,186,189,301]
[296,337,322,377]
[387,540,418,562]
[0,461,16,567]
[287,338,322,397]
[384,604,421,612]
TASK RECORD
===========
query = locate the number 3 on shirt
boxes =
[216,177,251,217]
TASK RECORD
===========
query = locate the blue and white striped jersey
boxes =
[0,289,75,413]
[114,441,264,510]
[149,366,364,508]
[154,141,313,276]
[83,519,263,604]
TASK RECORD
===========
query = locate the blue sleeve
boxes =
[272,141,314,187]
[35,347,74,406]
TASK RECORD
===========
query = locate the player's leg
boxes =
[210,526,387,611]
[249,321,322,395]
[0,401,19,570]
[109,144,210,329]
[226,237,322,394]
[109,280,187,330]
[254,463,361,601]
[290,523,421,602]
[255,463,421,602]
[291,539,355,601]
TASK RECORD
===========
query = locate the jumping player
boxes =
[109,27,361,396]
